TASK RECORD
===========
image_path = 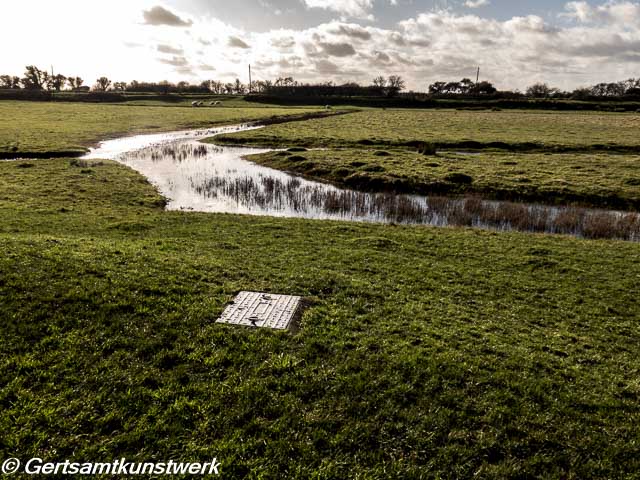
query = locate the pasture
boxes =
[1,157,639,478]
[1,100,639,479]
[0,100,318,155]
[215,108,640,150]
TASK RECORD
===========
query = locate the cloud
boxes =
[370,50,391,64]
[318,40,357,56]
[14,0,640,93]
[175,66,196,76]
[271,36,296,49]
[157,44,183,55]
[134,5,640,90]
[301,0,396,19]
[315,59,340,73]
[465,0,490,7]
[325,22,372,40]
[228,35,250,48]
[158,55,189,67]
[142,6,193,27]
[563,1,640,25]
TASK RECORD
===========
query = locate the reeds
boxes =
[189,173,640,241]
[120,142,218,163]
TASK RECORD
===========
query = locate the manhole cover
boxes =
[216,291,304,330]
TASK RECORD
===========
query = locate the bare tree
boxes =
[113,82,127,91]
[386,75,405,97]
[372,76,386,88]
[48,74,67,91]
[208,80,223,94]
[93,77,112,91]
[0,75,21,89]
[233,78,246,94]
[526,83,559,98]
[21,65,47,90]
[67,77,84,90]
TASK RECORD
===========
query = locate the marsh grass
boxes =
[189,173,640,240]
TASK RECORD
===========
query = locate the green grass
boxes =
[0,100,319,155]
[213,108,640,151]
[248,148,640,210]
[1,159,640,479]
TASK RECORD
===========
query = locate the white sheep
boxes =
[214,101,221,106]
[325,105,332,110]
[191,101,200,107]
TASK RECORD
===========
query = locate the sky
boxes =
[1,0,639,91]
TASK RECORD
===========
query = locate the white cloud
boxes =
[465,0,490,8]
[563,1,640,25]
[1,1,640,91]
[301,0,394,19]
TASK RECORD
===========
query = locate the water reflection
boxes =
[84,125,640,241]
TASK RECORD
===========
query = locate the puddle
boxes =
[84,125,640,241]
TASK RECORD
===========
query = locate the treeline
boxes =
[2,64,640,102]
[1,66,89,92]
[0,66,407,98]
[425,78,640,100]
[524,80,640,100]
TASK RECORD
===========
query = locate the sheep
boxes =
[214,101,221,106]
[325,105,332,110]
[191,101,200,107]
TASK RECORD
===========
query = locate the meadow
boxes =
[1,100,639,478]
[214,108,640,151]
[1,158,639,479]
[0,100,318,156]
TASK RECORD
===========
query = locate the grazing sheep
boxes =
[325,105,332,110]
[191,101,200,107]
[209,101,215,106]
[214,101,221,106]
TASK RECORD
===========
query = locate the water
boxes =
[84,125,640,241]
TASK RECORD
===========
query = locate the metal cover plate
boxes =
[216,291,303,330]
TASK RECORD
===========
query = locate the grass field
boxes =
[214,108,640,151]
[2,100,640,478]
[248,148,640,210]
[0,100,318,155]
[1,158,639,478]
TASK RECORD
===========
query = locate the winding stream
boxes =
[83,124,640,241]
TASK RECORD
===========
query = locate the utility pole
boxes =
[476,66,480,96]
[248,65,252,94]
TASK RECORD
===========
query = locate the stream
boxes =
[83,124,639,241]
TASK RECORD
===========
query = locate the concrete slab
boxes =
[216,291,303,330]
